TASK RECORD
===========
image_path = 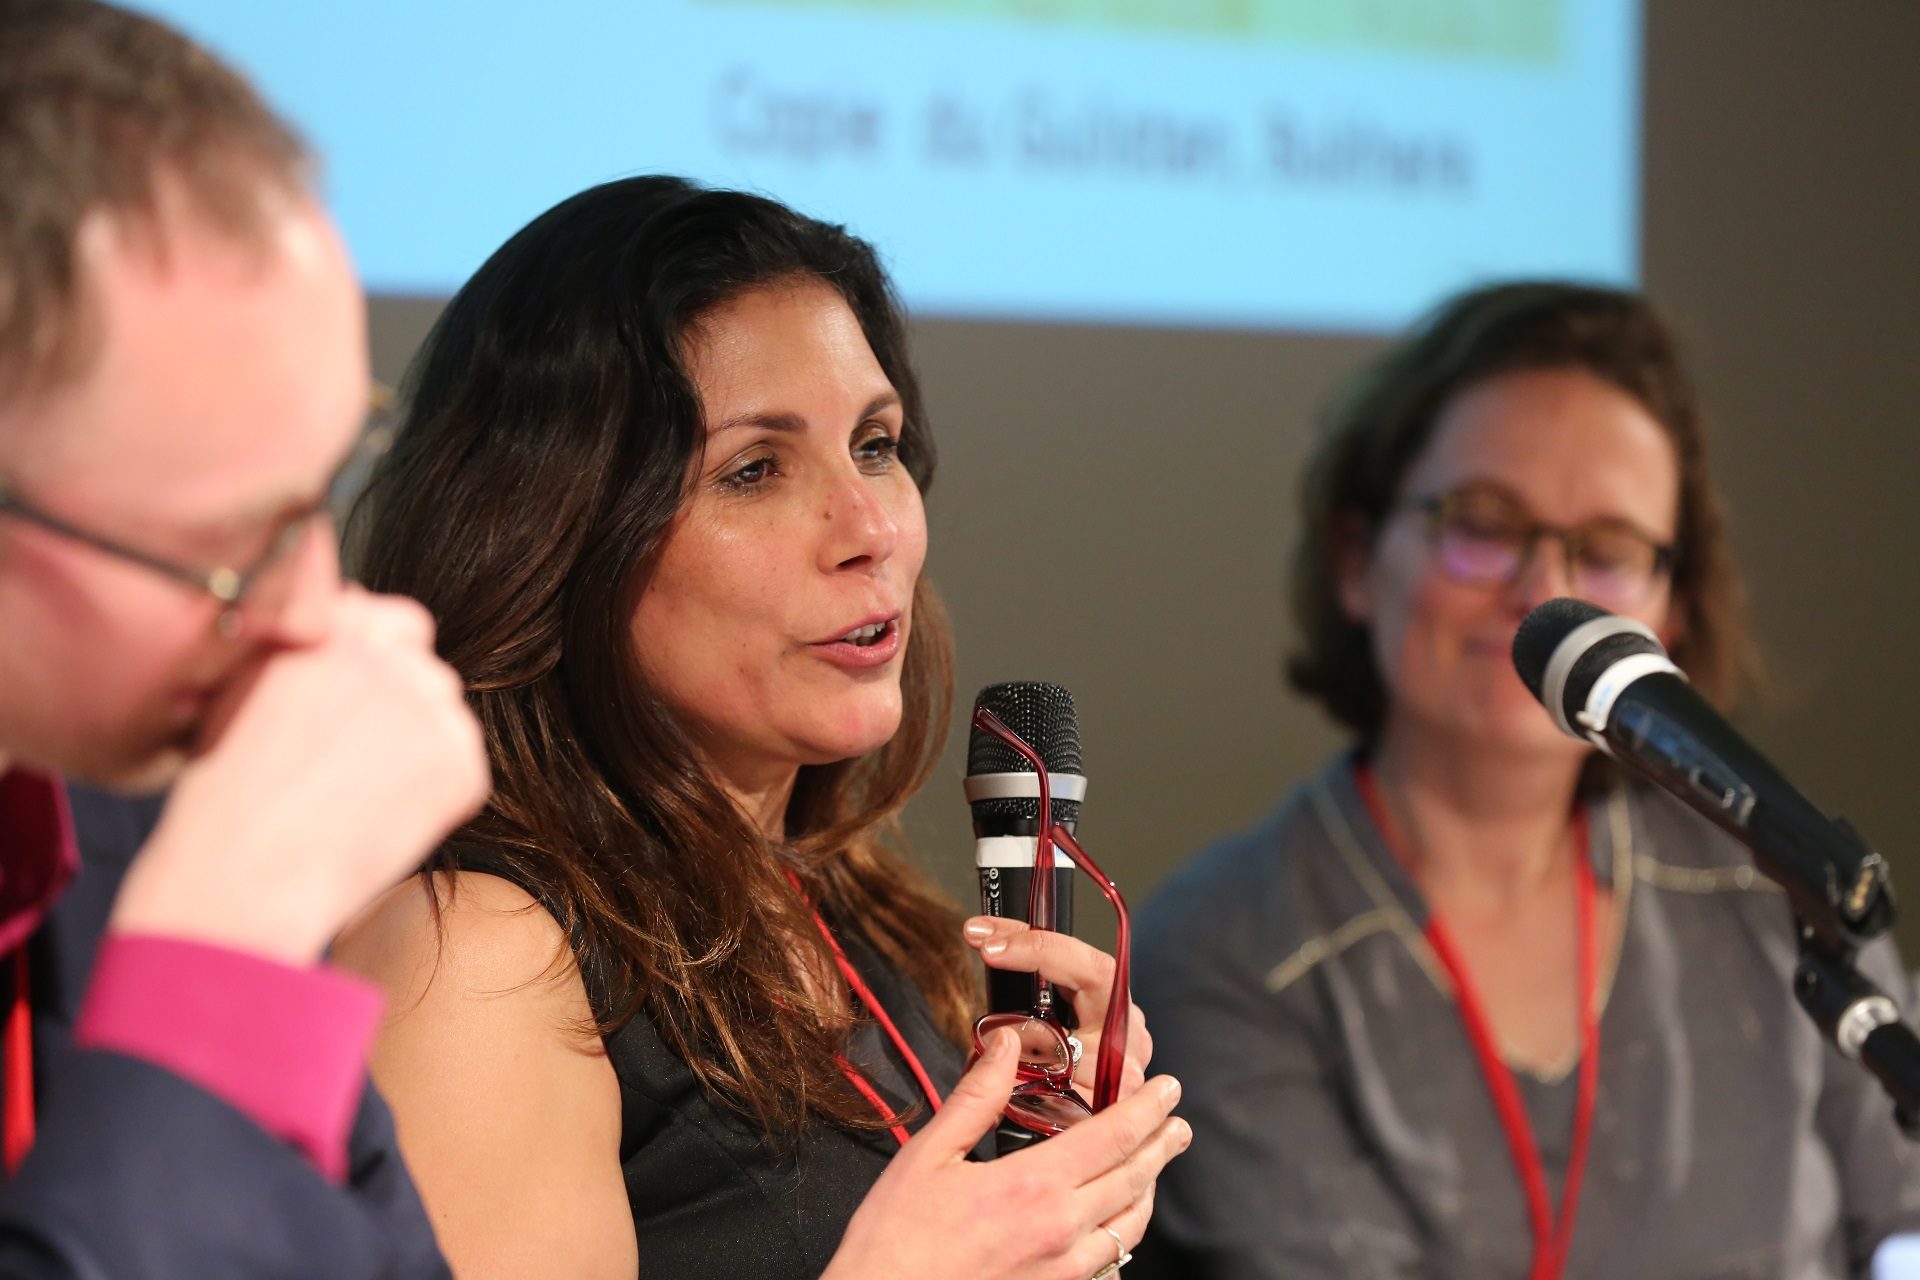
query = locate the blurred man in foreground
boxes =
[0,1,487,1271]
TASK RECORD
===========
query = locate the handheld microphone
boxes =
[1512,597,1892,944]
[965,681,1083,1022]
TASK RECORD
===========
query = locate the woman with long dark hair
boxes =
[334,176,1183,1279]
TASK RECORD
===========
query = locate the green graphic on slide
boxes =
[700,0,1562,60]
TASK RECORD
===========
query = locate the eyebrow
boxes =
[709,391,902,437]
[166,496,311,561]
[179,425,370,548]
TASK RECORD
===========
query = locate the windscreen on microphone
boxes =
[967,681,1082,826]
[1512,597,1675,740]
[1511,597,1606,701]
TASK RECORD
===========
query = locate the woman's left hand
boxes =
[962,916,1151,1103]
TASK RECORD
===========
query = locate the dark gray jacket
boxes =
[0,785,449,1279]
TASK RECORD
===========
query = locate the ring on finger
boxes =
[1091,1224,1132,1279]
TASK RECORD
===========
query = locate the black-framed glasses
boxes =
[1404,485,1676,610]
[967,707,1131,1138]
[0,401,393,635]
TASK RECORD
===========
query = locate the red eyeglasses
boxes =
[968,707,1131,1137]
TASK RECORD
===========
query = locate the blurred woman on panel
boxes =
[333,176,1183,1280]
[1133,282,1920,1278]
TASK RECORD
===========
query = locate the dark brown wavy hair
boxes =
[350,176,976,1138]
[1288,280,1761,744]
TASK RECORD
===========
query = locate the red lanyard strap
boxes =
[4,948,34,1175]
[1356,765,1599,1280]
[788,871,944,1148]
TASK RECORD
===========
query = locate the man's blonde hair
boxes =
[0,0,311,400]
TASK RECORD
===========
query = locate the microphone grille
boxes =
[968,681,1081,774]
[967,681,1082,824]
[1512,598,1608,701]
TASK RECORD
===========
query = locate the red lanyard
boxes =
[788,872,944,1148]
[3,947,33,1175]
[1355,765,1599,1280]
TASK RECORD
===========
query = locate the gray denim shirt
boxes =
[1136,754,1920,1279]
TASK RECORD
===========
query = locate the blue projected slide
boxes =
[136,0,1638,332]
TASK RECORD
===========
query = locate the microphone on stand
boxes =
[964,681,1084,1023]
[1513,596,1920,1132]
[1511,596,1891,945]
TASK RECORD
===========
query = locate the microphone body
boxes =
[1513,599,1891,943]
[975,833,1079,1019]
[965,682,1083,1021]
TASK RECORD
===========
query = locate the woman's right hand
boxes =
[822,1028,1191,1280]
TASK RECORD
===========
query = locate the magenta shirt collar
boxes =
[0,769,79,955]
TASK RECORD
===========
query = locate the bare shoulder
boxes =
[331,866,606,1088]
[335,869,589,1027]
[335,871,634,1278]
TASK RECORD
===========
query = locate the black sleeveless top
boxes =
[447,848,986,1279]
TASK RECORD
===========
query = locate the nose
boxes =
[1503,534,1576,615]
[230,516,340,647]
[817,470,899,573]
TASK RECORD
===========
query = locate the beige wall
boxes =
[367,1,1920,956]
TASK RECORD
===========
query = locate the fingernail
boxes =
[982,938,1008,956]
[963,919,994,940]
[1160,1076,1182,1103]
[989,1027,1017,1059]
[1174,1118,1193,1147]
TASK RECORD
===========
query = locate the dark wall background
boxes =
[367,1,1920,957]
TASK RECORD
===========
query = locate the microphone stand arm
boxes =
[1750,816,1920,1138]
[1792,916,1920,1139]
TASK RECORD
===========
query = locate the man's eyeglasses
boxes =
[968,706,1131,1138]
[1404,485,1676,610]
[0,405,393,636]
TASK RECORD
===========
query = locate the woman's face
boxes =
[631,280,927,794]
[1340,366,1682,760]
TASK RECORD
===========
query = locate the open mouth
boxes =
[836,620,896,648]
